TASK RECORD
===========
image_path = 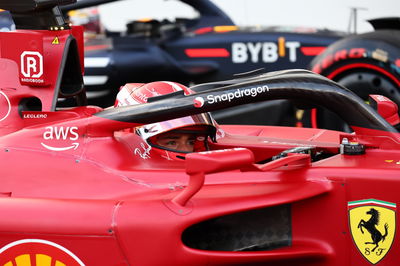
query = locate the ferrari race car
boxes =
[1,0,400,265]
[61,0,345,107]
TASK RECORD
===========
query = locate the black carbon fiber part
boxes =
[95,70,396,133]
[182,205,291,251]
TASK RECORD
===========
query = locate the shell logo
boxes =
[0,239,85,266]
[193,96,204,108]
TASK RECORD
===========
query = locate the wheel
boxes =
[310,30,400,130]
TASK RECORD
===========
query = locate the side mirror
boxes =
[369,94,400,126]
[171,148,254,207]
[185,148,255,175]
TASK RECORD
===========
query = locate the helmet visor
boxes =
[138,112,215,140]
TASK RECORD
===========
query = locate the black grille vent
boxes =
[182,204,291,251]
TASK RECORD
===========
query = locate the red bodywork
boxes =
[0,12,399,266]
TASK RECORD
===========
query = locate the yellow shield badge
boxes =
[348,199,396,264]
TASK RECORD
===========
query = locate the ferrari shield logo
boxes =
[348,199,396,264]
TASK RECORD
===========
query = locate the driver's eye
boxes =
[165,141,178,148]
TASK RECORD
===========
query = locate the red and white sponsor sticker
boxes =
[20,51,44,84]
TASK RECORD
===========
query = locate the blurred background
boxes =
[98,0,400,33]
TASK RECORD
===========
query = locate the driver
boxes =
[115,81,218,160]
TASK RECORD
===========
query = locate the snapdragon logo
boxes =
[194,96,205,107]
[207,85,269,104]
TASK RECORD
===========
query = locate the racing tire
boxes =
[310,30,400,130]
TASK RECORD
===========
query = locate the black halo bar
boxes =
[95,69,396,133]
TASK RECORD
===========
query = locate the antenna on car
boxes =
[347,7,368,34]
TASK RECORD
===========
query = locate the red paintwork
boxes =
[185,48,230,58]
[300,46,326,56]
[369,94,400,125]
[0,25,400,266]
[84,44,112,52]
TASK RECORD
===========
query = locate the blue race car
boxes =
[61,0,345,109]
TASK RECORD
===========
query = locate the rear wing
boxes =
[0,0,85,134]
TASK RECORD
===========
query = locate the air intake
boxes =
[182,205,291,251]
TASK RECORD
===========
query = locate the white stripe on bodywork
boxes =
[84,57,110,68]
[83,75,108,85]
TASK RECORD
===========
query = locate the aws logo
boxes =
[348,199,396,264]
[41,126,80,151]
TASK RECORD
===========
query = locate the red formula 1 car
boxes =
[0,1,400,265]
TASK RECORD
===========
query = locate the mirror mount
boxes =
[171,148,254,208]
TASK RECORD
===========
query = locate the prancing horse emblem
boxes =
[348,199,396,264]
[357,208,388,252]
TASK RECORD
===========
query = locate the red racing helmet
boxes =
[115,81,218,160]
